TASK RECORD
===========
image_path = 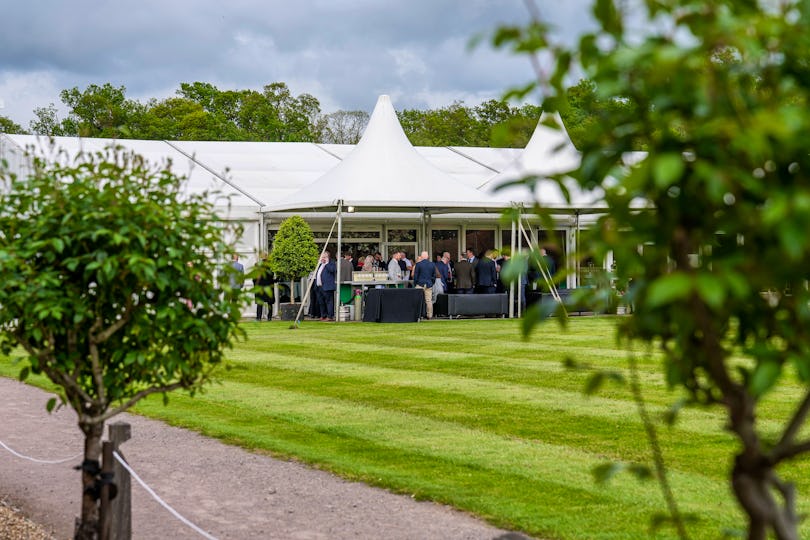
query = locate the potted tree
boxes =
[268,215,319,320]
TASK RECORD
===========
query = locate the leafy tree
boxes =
[398,101,484,146]
[30,103,75,136]
[59,83,144,138]
[0,115,28,134]
[320,110,369,144]
[134,97,221,140]
[559,79,602,150]
[398,100,540,147]
[177,81,323,141]
[0,144,247,538]
[484,101,543,148]
[267,216,319,302]
[497,1,810,538]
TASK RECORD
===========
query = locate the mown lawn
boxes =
[4,317,810,539]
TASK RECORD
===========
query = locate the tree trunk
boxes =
[74,421,104,540]
[732,453,799,540]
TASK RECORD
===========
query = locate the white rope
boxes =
[0,439,82,464]
[518,220,567,315]
[113,451,218,540]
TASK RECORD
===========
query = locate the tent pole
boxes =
[575,210,580,289]
[518,216,524,318]
[509,209,516,319]
[336,200,343,323]
[259,212,266,254]
[420,209,427,253]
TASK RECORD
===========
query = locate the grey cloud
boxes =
[0,0,594,125]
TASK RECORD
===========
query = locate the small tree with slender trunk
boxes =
[0,143,247,539]
[267,215,319,304]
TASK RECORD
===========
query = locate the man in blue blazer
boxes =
[475,250,498,294]
[413,250,437,319]
[315,253,337,320]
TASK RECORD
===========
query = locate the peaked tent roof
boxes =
[265,95,507,213]
[480,112,603,211]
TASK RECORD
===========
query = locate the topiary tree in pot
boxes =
[267,215,319,318]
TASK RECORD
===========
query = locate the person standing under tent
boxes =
[339,251,354,283]
[413,251,437,320]
[454,256,475,294]
[254,256,274,321]
[387,251,403,281]
[465,248,478,269]
[400,252,412,282]
[436,252,451,292]
[496,251,509,293]
[441,252,455,292]
[315,252,337,321]
[229,254,245,290]
[373,252,385,270]
[475,250,498,294]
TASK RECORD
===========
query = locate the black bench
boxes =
[434,293,508,318]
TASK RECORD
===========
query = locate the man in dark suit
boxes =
[475,250,498,294]
[465,248,478,270]
[315,253,337,320]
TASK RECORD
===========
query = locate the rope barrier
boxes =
[0,439,82,464]
[113,451,218,540]
[0,438,217,539]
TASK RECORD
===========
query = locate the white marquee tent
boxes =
[0,94,625,300]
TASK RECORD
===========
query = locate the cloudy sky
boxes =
[0,1,594,128]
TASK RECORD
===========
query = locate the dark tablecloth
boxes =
[362,288,425,323]
[434,293,508,318]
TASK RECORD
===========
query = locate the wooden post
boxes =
[99,441,113,540]
[108,422,132,540]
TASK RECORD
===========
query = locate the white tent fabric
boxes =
[480,112,603,210]
[265,95,507,213]
[167,140,343,208]
[0,135,261,218]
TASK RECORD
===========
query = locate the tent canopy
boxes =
[265,95,508,214]
[479,112,605,211]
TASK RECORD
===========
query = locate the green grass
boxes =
[4,317,810,539]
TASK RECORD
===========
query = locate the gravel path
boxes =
[0,378,530,540]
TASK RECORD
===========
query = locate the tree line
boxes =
[0,80,616,149]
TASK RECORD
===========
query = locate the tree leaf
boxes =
[646,273,693,308]
[652,153,685,188]
[695,273,726,310]
[749,360,782,397]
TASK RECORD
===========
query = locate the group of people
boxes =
[248,245,558,322]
